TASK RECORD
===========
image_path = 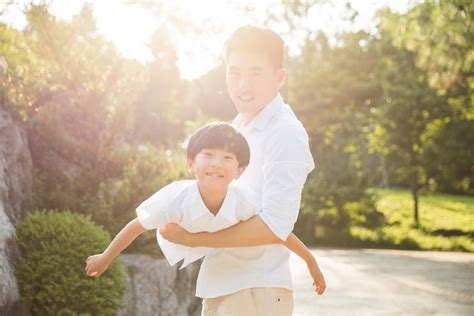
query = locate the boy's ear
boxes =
[187,158,195,173]
[234,166,246,180]
[276,68,287,88]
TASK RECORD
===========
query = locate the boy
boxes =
[85,123,325,315]
[159,26,319,315]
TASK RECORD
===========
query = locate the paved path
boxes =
[290,248,474,316]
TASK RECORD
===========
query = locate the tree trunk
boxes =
[410,170,420,228]
[379,154,389,188]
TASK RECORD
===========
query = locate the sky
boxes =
[1,0,411,80]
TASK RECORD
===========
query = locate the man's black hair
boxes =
[224,25,285,69]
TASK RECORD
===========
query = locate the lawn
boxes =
[349,188,474,252]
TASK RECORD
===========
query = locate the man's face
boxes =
[226,51,286,117]
[188,148,245,191]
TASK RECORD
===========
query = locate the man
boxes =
[161,26,321,315]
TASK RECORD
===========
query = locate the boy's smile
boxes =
[188,148,245,190]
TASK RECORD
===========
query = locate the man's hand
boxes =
[85,254,110,278]
[308,261,326,295]
[159,223,195,246]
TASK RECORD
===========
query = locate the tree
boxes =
[133,27,189,146]
[288,31,381,232]
[368,33,448,227]
[380,1,474,195]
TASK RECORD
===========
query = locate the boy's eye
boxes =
[224,156,234,160]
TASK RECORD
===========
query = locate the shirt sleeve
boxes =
[136,182,183,230]
[233,185,260,221]
[258,123,315,241]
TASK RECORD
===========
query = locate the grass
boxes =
[349,188,474,252]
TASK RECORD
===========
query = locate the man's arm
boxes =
[160,219,326,295]
[160,215,281,247]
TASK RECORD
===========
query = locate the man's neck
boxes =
[240,94,278,125]
[197,183,227,215]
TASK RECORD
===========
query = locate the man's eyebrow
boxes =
[228,66,240,71]
[249,67,264,72]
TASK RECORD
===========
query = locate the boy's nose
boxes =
[210,158,223,167]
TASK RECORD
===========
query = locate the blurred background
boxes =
[1,0,472,251]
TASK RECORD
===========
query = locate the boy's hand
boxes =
[85,254,110,278]
[308,261,326,295]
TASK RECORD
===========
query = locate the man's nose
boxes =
[238,77,251,90]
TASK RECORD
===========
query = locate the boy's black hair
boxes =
[187,122,250,167]
[224,25,285,69]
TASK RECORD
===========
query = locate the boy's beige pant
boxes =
[201,287,294,316]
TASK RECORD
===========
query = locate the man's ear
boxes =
[276,68,287,88]
[234,166,246,180]
[187,158,195,173]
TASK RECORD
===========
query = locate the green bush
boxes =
[15,210,126,315]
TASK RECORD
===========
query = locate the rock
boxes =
[119,254,201,316]
[0,105,33,315]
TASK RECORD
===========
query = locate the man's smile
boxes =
[238,96,254,103]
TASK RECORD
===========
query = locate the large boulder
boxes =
[0,105,33,315]
[119,254,201,316]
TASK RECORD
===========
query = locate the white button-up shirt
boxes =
[197,93,313,297]
[136,180,258,296]
[233,93,314,240]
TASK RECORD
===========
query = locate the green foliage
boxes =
[94,145,187,235]
[15,4,189,247]
[15,210,126,315]
[355,188,474,252]
[2,0,472,257]
[380,0,473,91]
[0,22,44,120]
[33,144,187,245]
[423,118,474,194]
[378,0,473,195]
[288,31,380,231]
[298,188,474,252]
[133,27,191,146]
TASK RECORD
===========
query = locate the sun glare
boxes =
[1,0,411,80]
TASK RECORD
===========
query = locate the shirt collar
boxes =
[188,182,237,223]
[215,183,237,223]
[232,94,284,132]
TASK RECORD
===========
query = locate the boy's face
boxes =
[226,51,286,117]
[188,148,245,191]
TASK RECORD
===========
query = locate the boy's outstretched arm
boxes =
[284,233,326,295]
[85,218,146,278]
